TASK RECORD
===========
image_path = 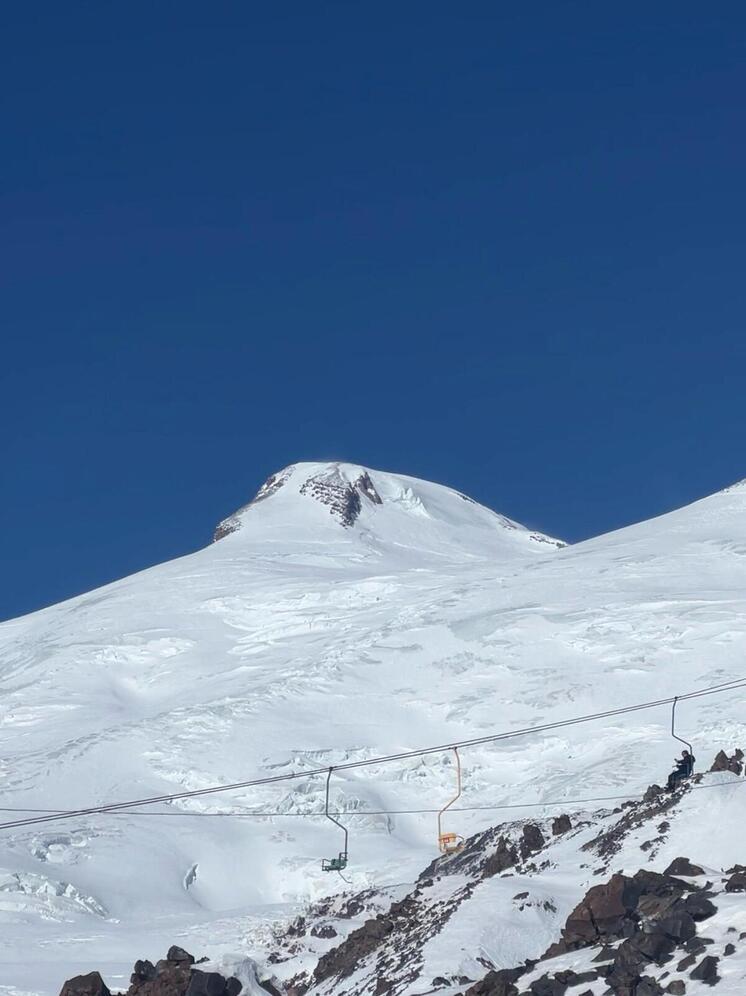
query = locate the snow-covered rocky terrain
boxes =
[1,461,745,995]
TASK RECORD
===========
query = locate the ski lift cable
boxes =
[0,675,744,833]
[0,769,742,822]
[0,772,742,822]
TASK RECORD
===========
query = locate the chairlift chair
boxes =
[668,695,695,790]
[437,748,465,855]
[321,767,349,872]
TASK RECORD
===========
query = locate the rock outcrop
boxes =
[59,974,111,996]
[515,865,734,996]
[710,749,744,775]
[59,949,242,996]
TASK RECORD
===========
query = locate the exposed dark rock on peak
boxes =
[213,467,296,540]
[213,464,386,539]
[254,469,294,504]
[299,468,382,527]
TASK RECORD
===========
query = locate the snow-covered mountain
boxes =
[1,462,745,995]
[211,461,563,557]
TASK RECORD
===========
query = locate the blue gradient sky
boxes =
[2,3,745,620]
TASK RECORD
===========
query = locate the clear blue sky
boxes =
[2,3,745,621]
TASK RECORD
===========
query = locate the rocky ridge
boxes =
[60,946,246,996]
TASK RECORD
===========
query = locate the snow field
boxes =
[0,465,744,992]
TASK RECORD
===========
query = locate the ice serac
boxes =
[213,461,564,561]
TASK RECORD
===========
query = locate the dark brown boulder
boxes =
[666,983,686,995]
[464,967,524,996]
[643,784,664,802]
[656,910,697,943]
[561,874,641,948]
[635,979,665,996]
[552,815,572,836]
[483,838,518,878]
[682,937,706,955]
[59,974,111,996]
[605,944,646,991]
[725,872,746,893]
[631,870,689,898]
[663,858,704,877]
[131,962,157,984]
[185,972,242,996]
[167,949,195,966]
[520,824,546,859]
[710,749,743,775]
[608,931,673,993]
[528,976,566,996]
[634,930,677,962]
[689,955,719,985]
[683,893,717,921]
[128,955,193,996]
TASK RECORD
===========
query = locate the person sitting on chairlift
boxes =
[667,749,695,791]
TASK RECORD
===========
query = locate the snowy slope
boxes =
[268,766,746,996]
[0,463,745,994]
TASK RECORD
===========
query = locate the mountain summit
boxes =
[214,461,564,561]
